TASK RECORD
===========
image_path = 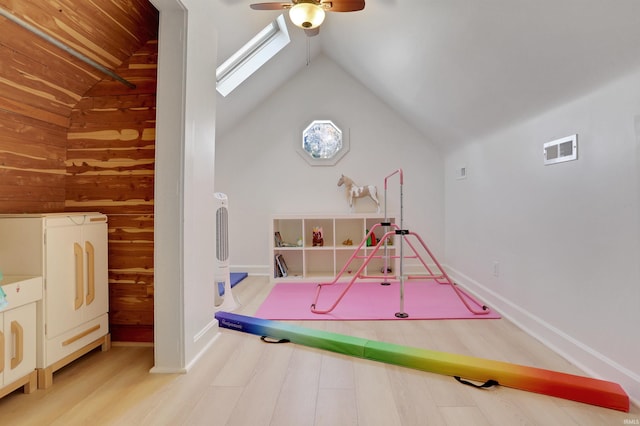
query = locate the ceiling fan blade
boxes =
[322,0,365,12]
[304,27,320,37]
[250,2,291,10]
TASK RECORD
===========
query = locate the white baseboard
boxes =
[230,264,270,276]
[150,323,222,374]
[184,329,222,373]
[445,265,639,407]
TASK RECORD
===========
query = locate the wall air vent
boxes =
[544,134,578,165]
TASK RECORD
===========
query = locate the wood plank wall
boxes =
[0,114,67,212]
[66,40,158,343]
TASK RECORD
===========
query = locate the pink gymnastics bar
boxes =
[311,168,491,316]
[310,224,490,315]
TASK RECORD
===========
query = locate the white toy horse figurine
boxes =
[337,174,380,213]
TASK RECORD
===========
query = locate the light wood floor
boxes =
[1,276,637,425]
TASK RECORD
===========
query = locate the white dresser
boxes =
[0,275,42,398]
[0,213,110,389]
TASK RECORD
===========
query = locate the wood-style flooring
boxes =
[0,276,637,425]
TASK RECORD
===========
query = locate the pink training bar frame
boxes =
[311,169,491,317]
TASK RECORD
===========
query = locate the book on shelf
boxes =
[279,255,289,275]
[274,256,281,278]
[274,253,288,278]
[274,231,283,247]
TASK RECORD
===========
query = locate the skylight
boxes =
[216,14,290,97]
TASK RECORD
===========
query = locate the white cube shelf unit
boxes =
[272,215,396,281]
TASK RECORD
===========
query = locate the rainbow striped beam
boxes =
[215,311,629,412]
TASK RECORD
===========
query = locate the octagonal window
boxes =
[298,120,348,166]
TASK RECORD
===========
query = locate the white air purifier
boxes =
[214,192,239,311]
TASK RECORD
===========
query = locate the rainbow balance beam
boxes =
[215,312,629,412]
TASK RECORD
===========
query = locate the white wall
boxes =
[152,0,219,373]
[444,67,640,404]
[215,54,444,274]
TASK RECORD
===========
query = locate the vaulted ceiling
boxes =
[3,1,640,151]
[212,0,640,150]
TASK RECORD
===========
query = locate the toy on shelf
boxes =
[312,227,324,247]
[366,229,377,246]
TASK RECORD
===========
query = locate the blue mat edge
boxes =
[218,272,248,295]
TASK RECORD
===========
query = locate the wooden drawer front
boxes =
[1,277,43,309]
[43,314,108,367]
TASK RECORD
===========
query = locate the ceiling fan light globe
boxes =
[289,3,325,29]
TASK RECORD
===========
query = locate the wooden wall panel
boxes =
[0,43,82,118]
[0,113,67,212]
[108,214,154,342]
[0,0,159,124]
[66,39,157,342]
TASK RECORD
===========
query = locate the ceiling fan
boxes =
[250,0,365,36]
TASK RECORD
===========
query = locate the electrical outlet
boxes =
[492,261,500,277]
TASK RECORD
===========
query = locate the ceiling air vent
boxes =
[544,134,578,165]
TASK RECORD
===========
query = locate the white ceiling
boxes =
[211,0,640,150]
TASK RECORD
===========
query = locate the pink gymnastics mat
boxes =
[254,280,500,321]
